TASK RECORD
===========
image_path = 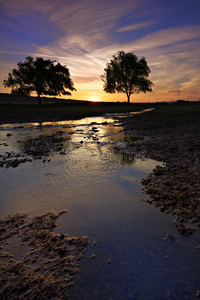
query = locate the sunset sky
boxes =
[0,0,200,102]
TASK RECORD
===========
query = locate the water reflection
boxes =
[0,112,159,218]
[0,111,200,300]
[0,113,145,167]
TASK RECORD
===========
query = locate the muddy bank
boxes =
[0,132,67,168]
[0,211,89,299]
[120,107,200,235]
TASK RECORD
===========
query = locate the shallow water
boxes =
[0,113,200,299]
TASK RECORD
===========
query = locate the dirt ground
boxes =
[120,104,200,235]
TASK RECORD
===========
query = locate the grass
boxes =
[0,102,152,124]
[153,101,200,113]
[0,97,200,125]
[152,102,200,124]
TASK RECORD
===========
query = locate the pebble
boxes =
[167,233,174,241]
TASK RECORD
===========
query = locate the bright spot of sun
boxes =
[89,96,101,102]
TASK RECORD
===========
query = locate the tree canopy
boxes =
[101,51,154,103]
[3,56,76,104]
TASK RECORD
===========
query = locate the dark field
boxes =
[0,101,152,125]
[1,93,199,125]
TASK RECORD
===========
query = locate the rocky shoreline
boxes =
[120,107,200,235]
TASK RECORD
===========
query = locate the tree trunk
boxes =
[38,94,42,105]
[127,94,130,103]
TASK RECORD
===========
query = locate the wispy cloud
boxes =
[1,0,200,101]
[168,89,182,95]
[125,25,200,51]
[117,21,154,32]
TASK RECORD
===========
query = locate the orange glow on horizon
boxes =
[88,96,101,102]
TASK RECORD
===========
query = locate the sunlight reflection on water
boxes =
[0,111,200,300]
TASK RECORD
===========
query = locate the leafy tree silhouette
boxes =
[101,51,154,103]
[3,56,76,104]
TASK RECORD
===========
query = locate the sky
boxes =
[0,0,200,102]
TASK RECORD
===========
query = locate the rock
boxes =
[59,151,66,155]
[167,233,174,241]
[160,205,165,212]
[50,235,57,242]
[91,241,96,247]
[195,246,200,251]
[58,244,67,255]
[178,223,194,236]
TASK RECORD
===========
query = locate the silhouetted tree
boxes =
[3,56,76,104]
[101,51,154,103]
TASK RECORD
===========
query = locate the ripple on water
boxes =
[0,112,200,299]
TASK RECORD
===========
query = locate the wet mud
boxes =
[0,211,89,299]
[0,132,67,168]
[120,109,200,235]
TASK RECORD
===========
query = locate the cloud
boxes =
[1,0,200,102]
[168,89,182,95]
[0,50,37,56]
[117,21,154,32]
[133,25,200,50]
[83,25,200,90]
[96,25,200,55]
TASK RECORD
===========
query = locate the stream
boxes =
[0,112,200,299]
